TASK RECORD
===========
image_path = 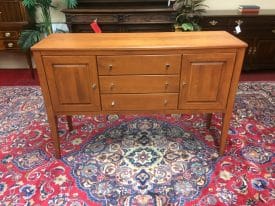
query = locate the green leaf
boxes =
[65,0,78,8]
[182,23,194,31]
[22,0,37,8]
[18,30,41,51]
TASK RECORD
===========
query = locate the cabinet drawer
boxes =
[101,93,178,110]
[69,14,118,23]
[124,13,174,24]
[99,75,179,93]
[0,31,19,39]
[200,17,230,30]
[2,40,19,49]
[97,55,181,75]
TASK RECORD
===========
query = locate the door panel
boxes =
[43,56,101,111]
[253,39,275,68]
[179,53,236,110]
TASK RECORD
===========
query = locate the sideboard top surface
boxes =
[31,31,247,51]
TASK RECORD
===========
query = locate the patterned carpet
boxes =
[0,82,274,206]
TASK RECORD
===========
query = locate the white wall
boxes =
[206,0,275,10]
[1,0,275,69]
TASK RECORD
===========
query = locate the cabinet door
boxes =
[43,56,100,112]
[0,0,27,22]
[179,53,236,110]
[252,38,275,70]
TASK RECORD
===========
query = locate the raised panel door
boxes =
[179,53,236,110]
[43,56,101,112]
[0,0,27,22]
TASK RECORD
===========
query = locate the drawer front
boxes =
[200,17,230,30]
[2,40,19,49]
[0,31,19,39]
[69,14,118,23]
[97,55,181,75]
[101,93,178,110]
[124,13,174,24]
[99,75,180,93]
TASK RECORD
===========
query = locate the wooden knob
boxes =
[165,64,170,69]
[182,81,187,87]
[164,82,169,89]
[164,100,168,105]
[111,101,115,106]
[92,83,97,89]
[7,42,14,48]
[109,64,113,70]
[4,32,11,37]
[110,83,115,90]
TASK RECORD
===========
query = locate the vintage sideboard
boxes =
[62,0,176,33]
[200,10,275,71]
[31,31,247,158]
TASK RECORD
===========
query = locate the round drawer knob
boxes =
[91,83,97,89]
[110,83,115,90]
[7,42,14,48]
[4,32,11,37]
[165,64,170,69]
[164,82,169,89]
[164,100,168,105]
[109,64,113,70]
[111,101,115,106]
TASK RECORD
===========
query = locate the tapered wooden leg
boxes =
[26,49,35,79]
[47,113,61,159]
[206,113,212,129]
[67,115,73,131]
[219,112,231,155]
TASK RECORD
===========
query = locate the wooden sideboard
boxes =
[0,0,34,77]
[200,10,275,71]
[62,0,176,33]
[32,31,247,158]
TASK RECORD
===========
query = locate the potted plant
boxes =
[173,0,208,31]
[18,0,77,51]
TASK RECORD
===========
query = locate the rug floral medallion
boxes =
[0,82,274,206]
[63,117,218,205]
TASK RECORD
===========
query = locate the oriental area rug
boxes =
[0,82,274,206]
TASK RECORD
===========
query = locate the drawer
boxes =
[69,14,118,23]
[1,40,19,49]
[97,55,181,75]
[124,13,174,24]
[0,31,19,39]
[200,17,230,30]
[101,93,178,110]
[99,75,180,93]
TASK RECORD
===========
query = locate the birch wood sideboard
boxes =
[31,31,247,158]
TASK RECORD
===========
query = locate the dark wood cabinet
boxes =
[200,10,275,71]
[0,0,28,50]
[63,0,176,33]
[0,0,34,77]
